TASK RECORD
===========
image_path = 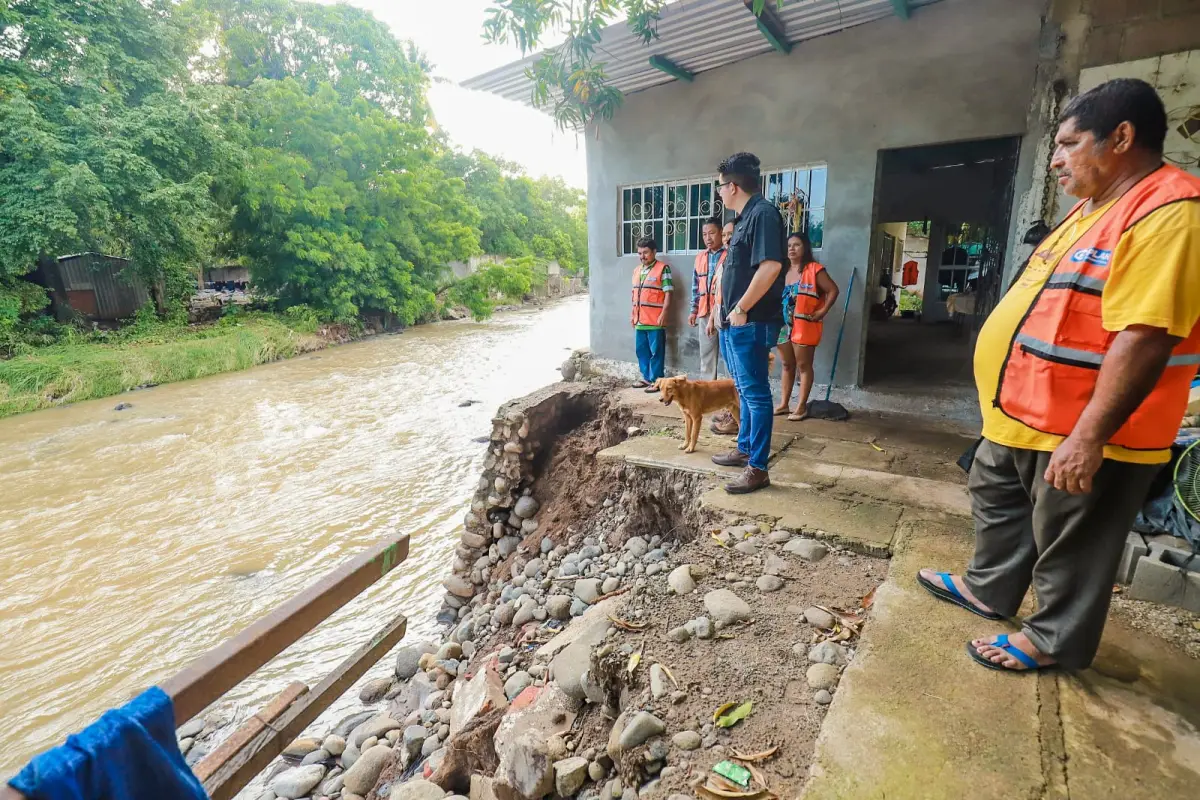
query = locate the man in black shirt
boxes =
[713,152,786,494]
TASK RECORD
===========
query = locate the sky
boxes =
[337,0,588,188]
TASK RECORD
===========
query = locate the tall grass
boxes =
[0,315,325,418]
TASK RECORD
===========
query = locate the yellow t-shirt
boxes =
[975,198,1200,464]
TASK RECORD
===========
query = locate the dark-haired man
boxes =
[691,218,727,379]
[920,78,1200,672]
[631,236,673,392]
[712,153,786,493]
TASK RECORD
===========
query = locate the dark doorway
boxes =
[862,136,1020,391]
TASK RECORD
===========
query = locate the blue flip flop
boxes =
[915,571,1005,620]
[966,634,1056,673]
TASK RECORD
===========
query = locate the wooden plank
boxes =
[161,534,410,725]
[203,612,409,800]
[648,55,694,82]
[743,0,791,55]
[192,681,309,783]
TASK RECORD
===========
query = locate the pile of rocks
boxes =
[239,478,689,800]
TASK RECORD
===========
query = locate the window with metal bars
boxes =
[619,179,723,256]
[619,165,827,255]
[759,164,828,250]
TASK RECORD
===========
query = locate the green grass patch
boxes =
[0,314,326,418]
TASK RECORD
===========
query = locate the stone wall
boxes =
[438,384,603,622]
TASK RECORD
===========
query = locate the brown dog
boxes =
[656,376,741,453]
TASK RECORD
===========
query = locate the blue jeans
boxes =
[721,322,780,471]
[635,328,666,382]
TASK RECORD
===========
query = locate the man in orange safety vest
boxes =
[919,78,1200,673]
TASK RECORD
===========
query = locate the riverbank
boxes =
[0,313,350,419]
[0,292,584,420]
[201,376,1198,800]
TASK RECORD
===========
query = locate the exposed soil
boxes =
[569,517,885,798]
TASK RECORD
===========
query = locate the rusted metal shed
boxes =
[49,253,152,321]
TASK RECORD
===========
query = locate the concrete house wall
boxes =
[586,0,1047,386]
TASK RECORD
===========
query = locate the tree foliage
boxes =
[482,0,785,129]
[1,0,588,335]
[0,0,228,314]
[442,150,587,274]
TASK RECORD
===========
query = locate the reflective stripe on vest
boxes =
[996,164,1200,451]
[694,249,727,318]
[794,262,826,320]
[633,261,669,326]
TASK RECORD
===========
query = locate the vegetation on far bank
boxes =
[0,307,336,418]
[1,0,587,350]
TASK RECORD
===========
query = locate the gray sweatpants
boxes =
[964,439,1160,670]
[697,315,720,379]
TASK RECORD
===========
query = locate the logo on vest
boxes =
[1069,248,1111,267]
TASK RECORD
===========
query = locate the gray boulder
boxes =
[390,779,447,800]
[395,642,437,680]
[618,712,665,749]
[270,765,326,799]
[342,744,393,795]
[703,589,752,628]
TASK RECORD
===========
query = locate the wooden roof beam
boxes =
[649,54,695,82]
[743,0,792,55]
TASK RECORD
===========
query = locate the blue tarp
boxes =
[7,687,208,800]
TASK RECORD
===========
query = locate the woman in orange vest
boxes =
[776,233,840,421]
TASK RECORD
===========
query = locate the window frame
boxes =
[617,163,828,257]
[758,162,828,252]
[618,175,725,257]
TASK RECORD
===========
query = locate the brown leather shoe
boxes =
[710,412,739,435]
[711,449,749,468]
[725,466,770,494]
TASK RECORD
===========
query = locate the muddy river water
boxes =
[0,296,588,777]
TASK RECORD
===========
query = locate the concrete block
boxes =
[1128,545,1200,613]
[1115,533,1150,585]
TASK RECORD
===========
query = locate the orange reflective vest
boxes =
[793,262,826,322]
[693,249,727,318]
[632,261,669,326]
[995,164,1200,451]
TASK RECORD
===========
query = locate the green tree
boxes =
[188,0,433,124]
[228,78,479,323]
[442,150,588,274]
[0,0,228,314]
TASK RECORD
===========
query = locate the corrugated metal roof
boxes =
[462,0,944,104]
[56,253,150,320]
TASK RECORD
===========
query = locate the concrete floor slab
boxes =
[1056,620,1200,797]
[597,430,793,474]
[802,524,1043,800]
[699,485,901,555]
[801,437,895,471]
[803,515,1200,800]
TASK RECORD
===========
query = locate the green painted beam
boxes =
[890,0,911,19]
[648,55,694,83]
[756,19,792,55]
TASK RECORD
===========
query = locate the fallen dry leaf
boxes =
[860,586,877,610]
[628,652,641,673]
[659,663,679,686]
[609,615,649,631]
[696,783,773,800]
[731,745,779,762]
